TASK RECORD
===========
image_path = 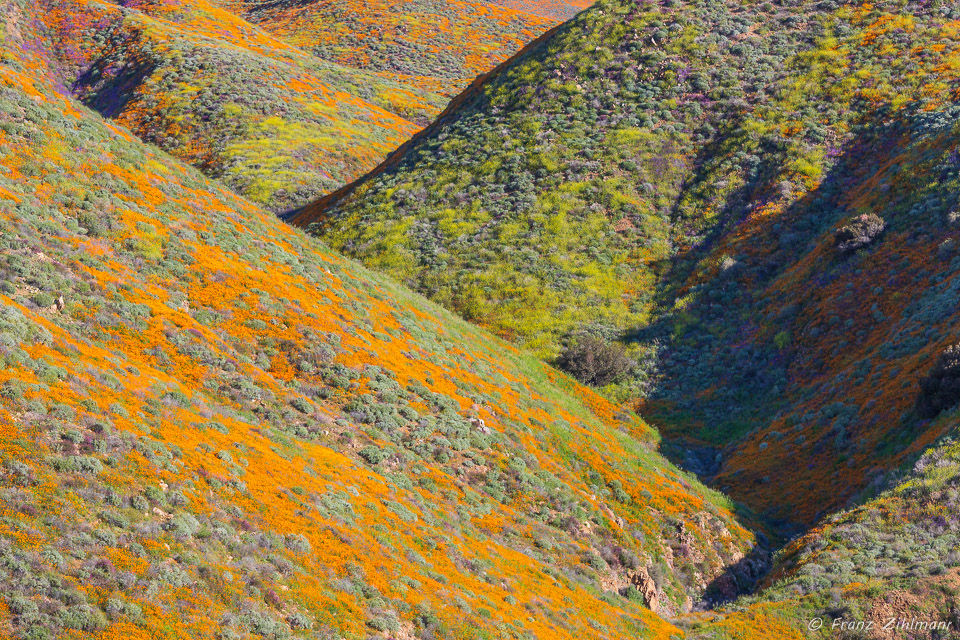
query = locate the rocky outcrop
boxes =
[629,567,660,612]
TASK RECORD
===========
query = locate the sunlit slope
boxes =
[36,0,440,213]
[0,9,758,638]
[294,0,833,359]
[217,0,556,99]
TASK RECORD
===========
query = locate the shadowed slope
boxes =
[645,102,960,528]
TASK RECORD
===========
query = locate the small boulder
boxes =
[629,567,659,612]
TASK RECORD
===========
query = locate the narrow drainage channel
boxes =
[657,434,803,612]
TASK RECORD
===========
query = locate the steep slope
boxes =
[217,0,558,99]
[0,4,764,638]
[293,0,830,359]
[297,0,960,527]
[35,0,439,213]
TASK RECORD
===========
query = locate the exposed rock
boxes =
[676,520,705,564]
[629,567,659,612]
[711,573,740,602]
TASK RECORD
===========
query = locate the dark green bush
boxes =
[556,337,633,387]
[30,292,54,308]
[917,344,960,418]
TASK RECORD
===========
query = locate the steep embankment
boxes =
[0,3,771,638]
[298,0,960,531]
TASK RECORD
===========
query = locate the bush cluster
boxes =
[556,337,633,387]
[833,213,886,254]
[917,344,960,418]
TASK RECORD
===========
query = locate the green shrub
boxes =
[30,292,54,308]
[833,213,885,254]
[48,456,103,474]
[58,604,107,631]
[917,344,960,418]
[556,337,633,387]
[286,612,312,630]
[285,534,311,554]
[358,445,387,465]
[290,397,311,414]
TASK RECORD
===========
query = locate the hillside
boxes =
[733,428,960,639]
[678,426,960,639]
[293,0,833,357]
[493,0,593,20]
[34,0,449,214]
[31,0,569,215]
[5,0,960,636]
[217,0,558,99]
[642,90,960,529]
[0,3,786,637]
[297,0,960,531]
